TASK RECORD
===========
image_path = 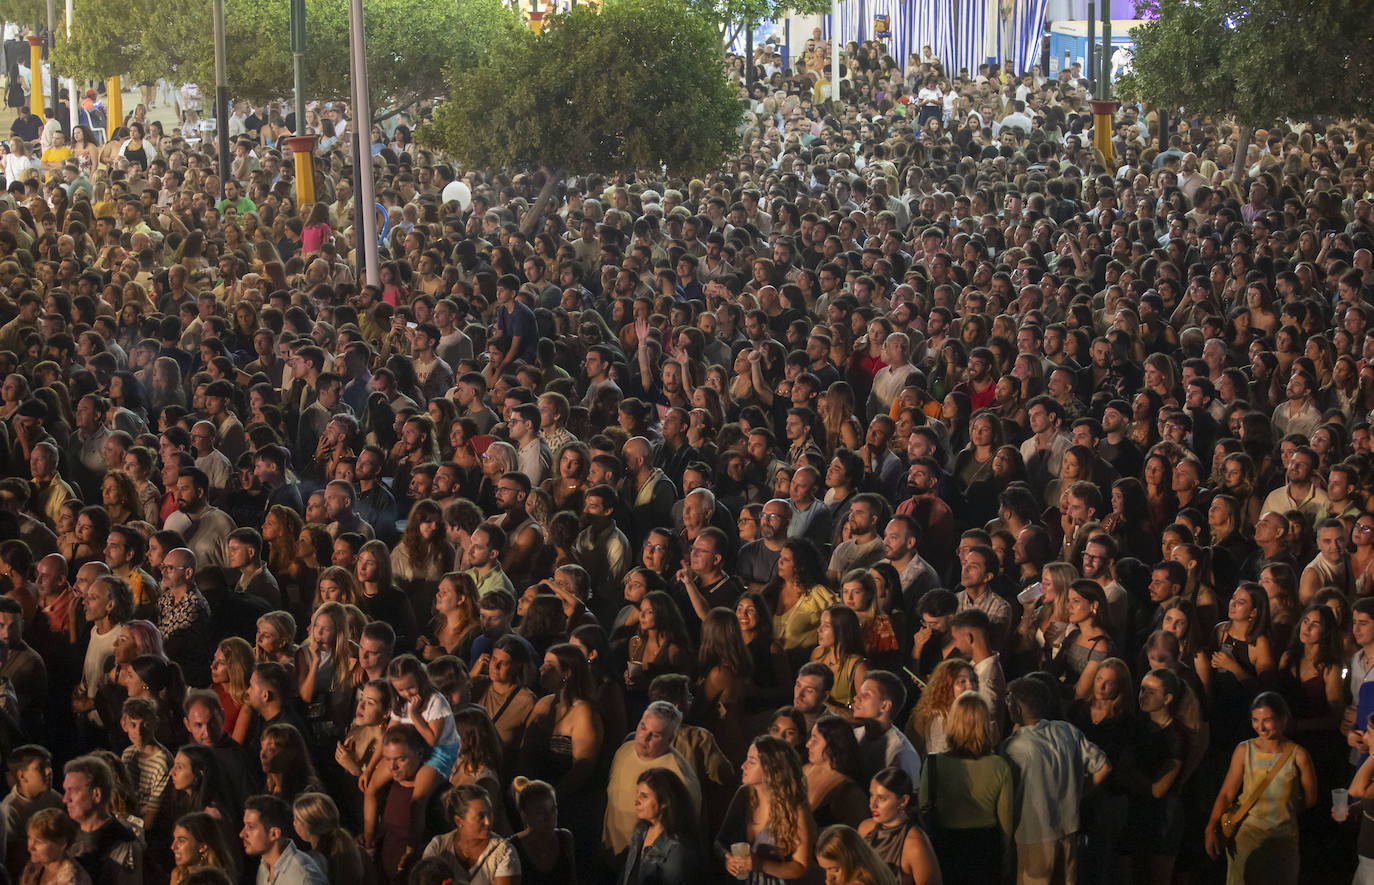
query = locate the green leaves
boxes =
[418,0,743,178]
[1119,0,1374,129]
[0,0,49,28]
[53,0,523,108]
[688,0,831,38]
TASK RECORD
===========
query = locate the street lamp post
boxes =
[65,0,76,131]
[45,0,57,118]
[830,0,839,102]
[26,36,42,118]
[290,0,306,134]
[212,0,230,200]
[347,0,380,286]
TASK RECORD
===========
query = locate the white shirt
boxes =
[917,87,943,107]
[3,152,35,185]
[394,692,458,747]
[421,834,519,885]
[83,623,121,699]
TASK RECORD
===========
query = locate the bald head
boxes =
[624,436,652,470]
[74,561,110,598]
[36,554,68,596]
[164,547,196,571]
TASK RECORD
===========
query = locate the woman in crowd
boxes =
[512,778,575,884]
[168,810,238,885]
[292,793,366,883]
[906,659,977,756]
[620,767,703,884]
[810,605,869,712]
[917,693,1011,885]
[717,736,817,882]
[735,590,792,700]
[419,571,481,661]
[803,714,869,828]
[816,824,902,885]
[476,635,538,765]
[421,785,520,884]
[1054,580,1117,700]
[1205,693,1317,885]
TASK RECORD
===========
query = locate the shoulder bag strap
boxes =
[1230,743,1296,825]
[490,687,520,725]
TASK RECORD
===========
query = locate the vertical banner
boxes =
[824,0,1037,75]
[867,0,916,69]
[1011,0,1050,73]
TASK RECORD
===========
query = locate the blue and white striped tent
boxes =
[821,0,1050,75]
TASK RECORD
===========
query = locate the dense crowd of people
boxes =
[0,27,1373,885]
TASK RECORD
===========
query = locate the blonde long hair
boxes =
[748,736,809,856]
[815,824,897,885]
[310,601,356,690]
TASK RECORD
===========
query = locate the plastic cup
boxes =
[730,842,750,880]
[1018,582,1044,605]
[1334,788,1350,821]
[626,661,645,681]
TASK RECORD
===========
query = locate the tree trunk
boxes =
[372,99,419,127]
[520,168,560,236]
[1231,124,1251,185]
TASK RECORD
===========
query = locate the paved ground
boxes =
[0,77,184,141]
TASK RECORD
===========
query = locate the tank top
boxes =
[863,820,911,875]
[1239,740,1301,834]
[124,143,148,169]
[1219,633,1257,678]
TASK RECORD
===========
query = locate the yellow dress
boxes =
[774,583,839,652]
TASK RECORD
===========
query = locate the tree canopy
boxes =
[688,0,831,46]
[1119,0,1374,128]
[418,0,743,179]
[53,0,523,109]
[0,0,48,27]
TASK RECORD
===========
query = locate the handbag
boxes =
[1219,743,1295,839]
[920,753,945,849]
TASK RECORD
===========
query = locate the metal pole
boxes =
[745,21,753,89]
[63,0,75,130]
[290,0,306,135]
[830,0,840,102]
[45,0,56,121]
[1101,17,1111,98]
[212,0,230,201]
[26,37,42,117]
[1086,0,1095,97]
[349,0,380,286]
[346,3,362,278]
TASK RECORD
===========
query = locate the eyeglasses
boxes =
[643,543,666,553]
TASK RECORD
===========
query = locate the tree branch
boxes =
[373,98,421,127]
